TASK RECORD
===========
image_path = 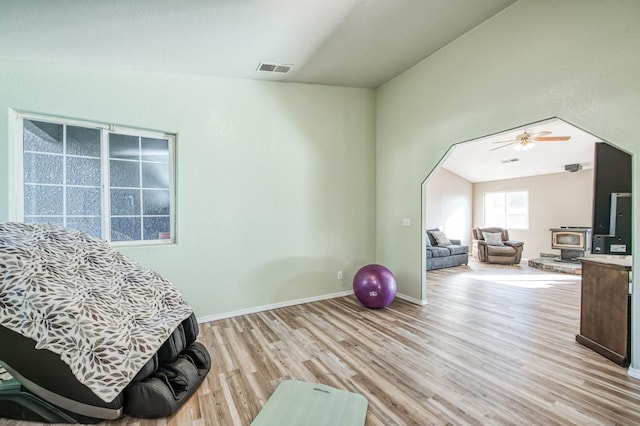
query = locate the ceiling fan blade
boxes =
[530,130,551,137]
[534,136,571,141]
[491,139,517,144]
[489,142,515,151]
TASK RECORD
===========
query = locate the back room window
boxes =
[483,190,529,229]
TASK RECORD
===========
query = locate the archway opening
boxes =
[420,117,631,302]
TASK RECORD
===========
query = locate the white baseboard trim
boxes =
[197,290,429,323]
[197,290,353,323]
[628,366,640,380]
[396,292,428,305]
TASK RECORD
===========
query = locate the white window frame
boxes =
[483,190,529,230]
[10,109,176,246]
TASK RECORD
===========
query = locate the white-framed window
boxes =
[483,190,528,229]
[13,111,175,245]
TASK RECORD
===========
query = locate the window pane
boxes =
[67,187,101,215]
[142,138,169,162]
[109,134,139,160]
[24,153,63,184]
[111,189,141,216]
[24,216,64,227]
[110,160,140,188]
[143,217,170,240]
[66,126,101,157]
[484,191,529,229]
[66,157,101,186]
[484,192,505,228]
[24,185,63,215]
[142,190,169,215]
[507,191,528,229]
[21,116,174,245]
[23,120,63,153]
[111,217,141,241]
[506,191,527,210]
[507,214,528,229]
[141,163,170,189]
[66,217,102,238]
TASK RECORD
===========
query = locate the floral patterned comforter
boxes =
[0,222,193,402]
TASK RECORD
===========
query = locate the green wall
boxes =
[0,61,377,317]
[2,0,639,371]
[377,0,640,369]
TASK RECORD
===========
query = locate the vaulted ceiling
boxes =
[0,0,517,88]
[4,1,600,181]
[441,118,603,183]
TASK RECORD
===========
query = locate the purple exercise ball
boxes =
[352,264,397,309]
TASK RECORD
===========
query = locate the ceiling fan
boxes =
[490,130,571,152]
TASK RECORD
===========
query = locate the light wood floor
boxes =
[4,261,640,425]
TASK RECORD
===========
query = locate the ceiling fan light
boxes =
[515,142,534,151]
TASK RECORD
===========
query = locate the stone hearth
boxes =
[528,253,582,275]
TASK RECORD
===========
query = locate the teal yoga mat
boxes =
[251,380,368,426]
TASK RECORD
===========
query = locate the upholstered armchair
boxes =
[472,227,524,265]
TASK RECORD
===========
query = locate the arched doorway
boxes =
[420,117,628,301]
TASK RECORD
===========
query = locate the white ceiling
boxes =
[0,0,517,88]
[441,118,604,183]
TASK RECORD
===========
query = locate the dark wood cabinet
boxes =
[576,258,631,366]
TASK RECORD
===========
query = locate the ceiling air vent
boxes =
[501,158,519,164]
[257,62,292,74]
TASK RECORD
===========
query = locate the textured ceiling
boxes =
[0,0,517,88]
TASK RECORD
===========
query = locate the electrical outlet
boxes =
[337,271,343,280]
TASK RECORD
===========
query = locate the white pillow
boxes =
[482,232,504,246]
[430,230,451,246]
